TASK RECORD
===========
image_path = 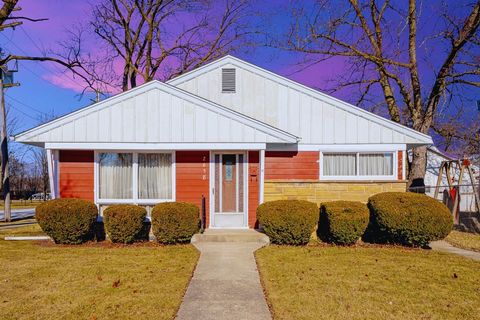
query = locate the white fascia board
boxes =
[45,142,267,150]
[167,55,232,86]
[266,143,407,152]
[427,146,454,161]
[14,79,298,145]
[168,55,432,145]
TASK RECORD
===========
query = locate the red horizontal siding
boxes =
[176,151,209,226]
[59,150,94,201]
[265,151,319,180]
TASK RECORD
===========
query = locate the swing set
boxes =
[433,159,480,224]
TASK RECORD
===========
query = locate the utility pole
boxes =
[0,64,19,222]
[0,1,73,221]
[0,71,10,222]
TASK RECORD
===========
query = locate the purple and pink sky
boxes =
[2,0,478,147]
[1,0,349,135]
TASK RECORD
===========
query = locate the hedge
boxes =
[366,192,453,247]
[103,204,148,244]
[36,198,98,244]
[319,201,369,245]
[151,202,199,244]
[257,200,318,245]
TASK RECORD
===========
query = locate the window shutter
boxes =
[222,68,236,93]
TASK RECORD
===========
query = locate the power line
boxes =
[19,25,87,88]
[19,26,45,54]
[0,31,87,90]
[5,93,48,116]
[8,104,38,121]
[0,33,68,90]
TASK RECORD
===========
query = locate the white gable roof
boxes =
[168,55,432,146]
[13,81,299,146]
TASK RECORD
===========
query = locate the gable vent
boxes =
[221,68,236,93]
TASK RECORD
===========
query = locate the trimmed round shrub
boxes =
[151,202,199,244]
[36,198,98,244]
[103,205,148,244]
[257,200,318,245]
[366,192,453,247]
[319,201,369,245]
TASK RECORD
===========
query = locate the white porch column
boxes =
[259,149,265,204]
[46,149,59,199]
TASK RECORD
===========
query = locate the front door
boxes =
[211,153,247,228]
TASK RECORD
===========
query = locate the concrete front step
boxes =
[191,229,270,244]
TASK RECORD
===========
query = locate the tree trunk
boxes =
[130,71,137,89]
[122,65,130,92]
[407,145,427,191]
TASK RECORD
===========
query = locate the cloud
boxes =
[43,72,121,95]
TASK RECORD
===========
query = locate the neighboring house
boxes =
[425,146,479,213]
[13,56,432,229]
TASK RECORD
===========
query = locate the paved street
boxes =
[0,209,35,221]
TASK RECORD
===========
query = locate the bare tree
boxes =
[434,113,480,157]
[0,1,107,96]
[66,0,253,92]
[29,112,57,201]
[32,147,48,199]
[270,0,480,187]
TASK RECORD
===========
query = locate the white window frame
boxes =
[94,150,176,205]
[319,151,397,181]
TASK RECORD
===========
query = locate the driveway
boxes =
[0,208,35,221]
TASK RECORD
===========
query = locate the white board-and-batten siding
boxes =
[14,55,431,148]
[170,58,431,145]
[14,82,297,145]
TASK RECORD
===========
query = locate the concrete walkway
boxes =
[176,231,271,320]
[430,240,480,261]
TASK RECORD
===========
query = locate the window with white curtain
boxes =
[138,153,172,199]
[322,152,395,178]
[323,153,357,176]
[98,152,173,201]
[99,153,133,199]
[359,153,393,176]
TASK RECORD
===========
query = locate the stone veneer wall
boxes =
[264,180,407,205]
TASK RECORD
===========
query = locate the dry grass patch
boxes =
[0,200,43,210]
[256,245,480,320]
[446,230,480,252]
[0,226,199,320]
[0,218,37,226]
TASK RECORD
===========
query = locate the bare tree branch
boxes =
[5,16,48,22]
[269,0,480,186]
[80,0,253,92]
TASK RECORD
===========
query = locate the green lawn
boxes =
[0,226,199,320]
[256,245,480,320]
[446,230,480,252]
